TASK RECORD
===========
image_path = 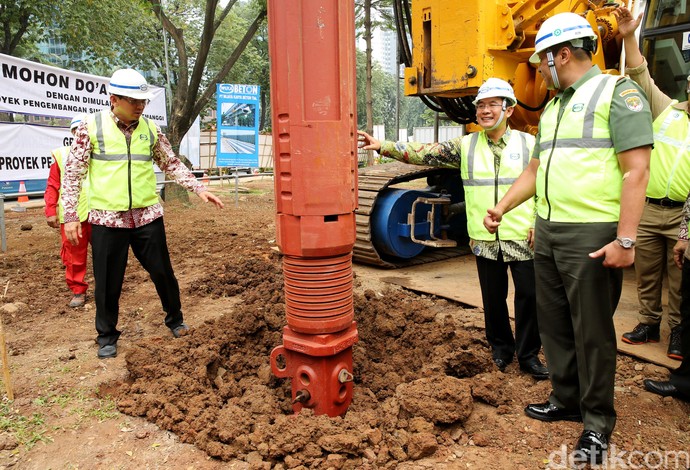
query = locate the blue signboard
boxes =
[216,84,260,168]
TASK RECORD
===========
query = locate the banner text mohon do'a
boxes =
[0,53,167,126]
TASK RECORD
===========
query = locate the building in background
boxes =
[358,7,399,77]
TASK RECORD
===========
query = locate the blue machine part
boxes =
[371,188,447,259]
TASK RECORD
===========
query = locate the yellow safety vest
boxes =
[536,74,622,222]
[52,146,89,223]
[87,111,159,211]
[647,103,690,201]
[461,130,535,240]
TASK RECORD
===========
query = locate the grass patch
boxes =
[33,389,119,423]
[0,401,51,449]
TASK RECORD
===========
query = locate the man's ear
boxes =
[556,46,569,64]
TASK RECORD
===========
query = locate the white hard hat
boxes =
[70,114,85,130]
[472,78,517,107]
[529,13,598,64]
[107,69,155,100]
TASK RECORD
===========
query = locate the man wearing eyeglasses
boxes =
[615,6,690,363]
[357,78,548,381]
[61,68,224,359]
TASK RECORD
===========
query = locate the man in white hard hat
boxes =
[484,12,653,465]
[358,77,548,381]
[45,115,91,308]
[615,6,688,363]
[62,69,224,359]
[615,6,690,402]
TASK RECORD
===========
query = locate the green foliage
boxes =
[207,0,270,130]
[354,0,395,38]
[57,0,160,74]
[0,401,51,449]
[0,0,60,55]
[355,49,430,140]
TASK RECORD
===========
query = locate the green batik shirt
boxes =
[379,128,534,262]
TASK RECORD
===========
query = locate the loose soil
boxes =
[0,178,689,469]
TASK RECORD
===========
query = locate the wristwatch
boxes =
[616,237,636,249]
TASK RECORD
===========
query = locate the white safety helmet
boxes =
[70,114,85,131]
[529,12,598,64]
[107,69,154,100]
[472,78,517,107]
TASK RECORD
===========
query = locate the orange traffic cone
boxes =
[17,181,28,202]
[202,173,210,185]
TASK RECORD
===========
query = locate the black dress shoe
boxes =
[519,360,549,380]
[493,358,509,372]
[643,379,690,401]
[524,401,582,422]
[573,430,608,465]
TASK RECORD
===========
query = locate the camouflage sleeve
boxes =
[679,190,690,241]
[379,137,462,169]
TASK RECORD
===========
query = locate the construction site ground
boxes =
[0,176,689,469]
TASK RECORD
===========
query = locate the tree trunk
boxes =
[160,131,191,206]
[364,0,374,166]
[259,88,267,131]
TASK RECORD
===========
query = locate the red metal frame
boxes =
[267,0,359,417]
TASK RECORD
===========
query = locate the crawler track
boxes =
[354,162,470,268]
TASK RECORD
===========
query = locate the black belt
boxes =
[645,197,684,208]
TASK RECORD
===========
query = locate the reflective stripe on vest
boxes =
[647,103,690,201]
[461,130,535,241]
[53,146,89,223]
[87,111,159,211]
[536,74,622,222]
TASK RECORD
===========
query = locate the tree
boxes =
[0,1,56,56]
[355,0,393,165]
[206,1,270,131]
[356,50,431,142]
[0,1,158,73]
[149,0,267,152]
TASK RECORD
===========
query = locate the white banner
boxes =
[179,115,200,168]
[0,53,167,125]
[0,122,68,182]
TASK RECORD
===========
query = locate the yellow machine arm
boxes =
[398,0,631,132]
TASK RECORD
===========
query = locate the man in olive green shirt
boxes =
[484,12,652,465]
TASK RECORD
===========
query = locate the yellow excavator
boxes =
[354,0,690,267]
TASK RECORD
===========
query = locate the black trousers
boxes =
[475,253,541,365]
[670,259,690,394]
[91,218,183,347]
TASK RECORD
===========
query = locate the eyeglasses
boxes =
[117,95,150,106]
[476,103,504,110]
